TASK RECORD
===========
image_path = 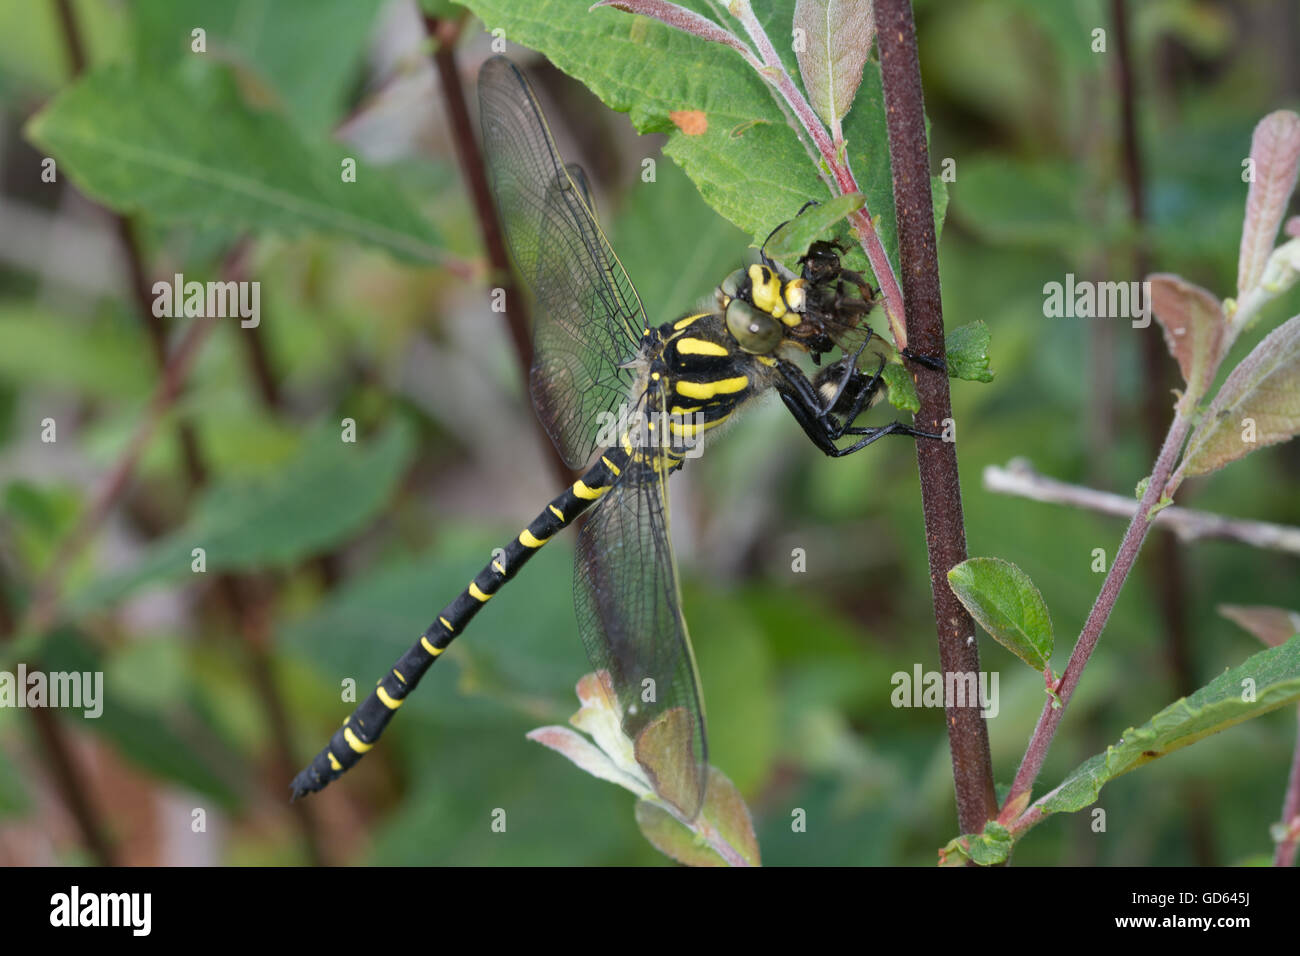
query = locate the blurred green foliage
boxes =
[0,0,1296,867]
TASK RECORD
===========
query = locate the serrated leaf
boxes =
[945,320,993,382]
[68,422,415,613]
[1147,273,1225,398]
[1238,111,1300,296]
[1038,635,1300,816]
[459,0,906,265]
[1219,604,1300,648]
[793,0,875,133]
[947,557,1053,671]
[881,361,919,412]
[634,766,760,866]
[1178,312,1300,479]
[760,192,864,263]
[26,65,443,263]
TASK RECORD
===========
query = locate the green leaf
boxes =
[1038,634,1300,816]
[947,557,1053,671]
[938,820,1013,866]
[25,65,443,263]
[131,0,386,136]
[458,0,901,262]
[1177,312,1300,480]
[759,192,865,263]
[945,320,994,383]
[634,766,761,866]
[881,361,919,412]
[69,421,416,613]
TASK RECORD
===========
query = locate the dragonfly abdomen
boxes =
[289,449,628,798]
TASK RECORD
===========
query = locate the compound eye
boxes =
[725,299,782,354]
[720,269,750,302]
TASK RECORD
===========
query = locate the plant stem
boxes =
[982,460,1300,555]
[874,0,998,834]
[1275,705,1300,866]
[1002,409,1195,819]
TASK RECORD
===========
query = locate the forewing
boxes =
[478,57,646,468]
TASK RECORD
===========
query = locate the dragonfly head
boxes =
[718,265,806,355]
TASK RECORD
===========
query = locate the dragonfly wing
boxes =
[572,445,708,819]
[478,56,646,468]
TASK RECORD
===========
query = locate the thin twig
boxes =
[874,0,998,835]
[983,460,1300,555]
[1002,410,1195,821]
[1275,706,1300,866]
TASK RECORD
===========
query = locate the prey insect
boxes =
[290,57,936,819]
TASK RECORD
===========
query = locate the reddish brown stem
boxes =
[874,0,998,835]
[425,15,576,487]
[1003,412,1194,818]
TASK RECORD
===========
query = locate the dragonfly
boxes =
[290,56,935,820]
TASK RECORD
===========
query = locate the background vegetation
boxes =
[0,0,1296,865]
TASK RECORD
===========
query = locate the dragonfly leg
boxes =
[776,358,941,457]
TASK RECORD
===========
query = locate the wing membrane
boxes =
[478,56,645,468]
[573,404,707,818]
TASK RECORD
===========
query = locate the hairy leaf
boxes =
[1147,273,1226,399]
[1178,313,1300,479]
[793,0,875,133]
[1238,110,1300,296]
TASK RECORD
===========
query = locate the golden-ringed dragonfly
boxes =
[290,56,935,821]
